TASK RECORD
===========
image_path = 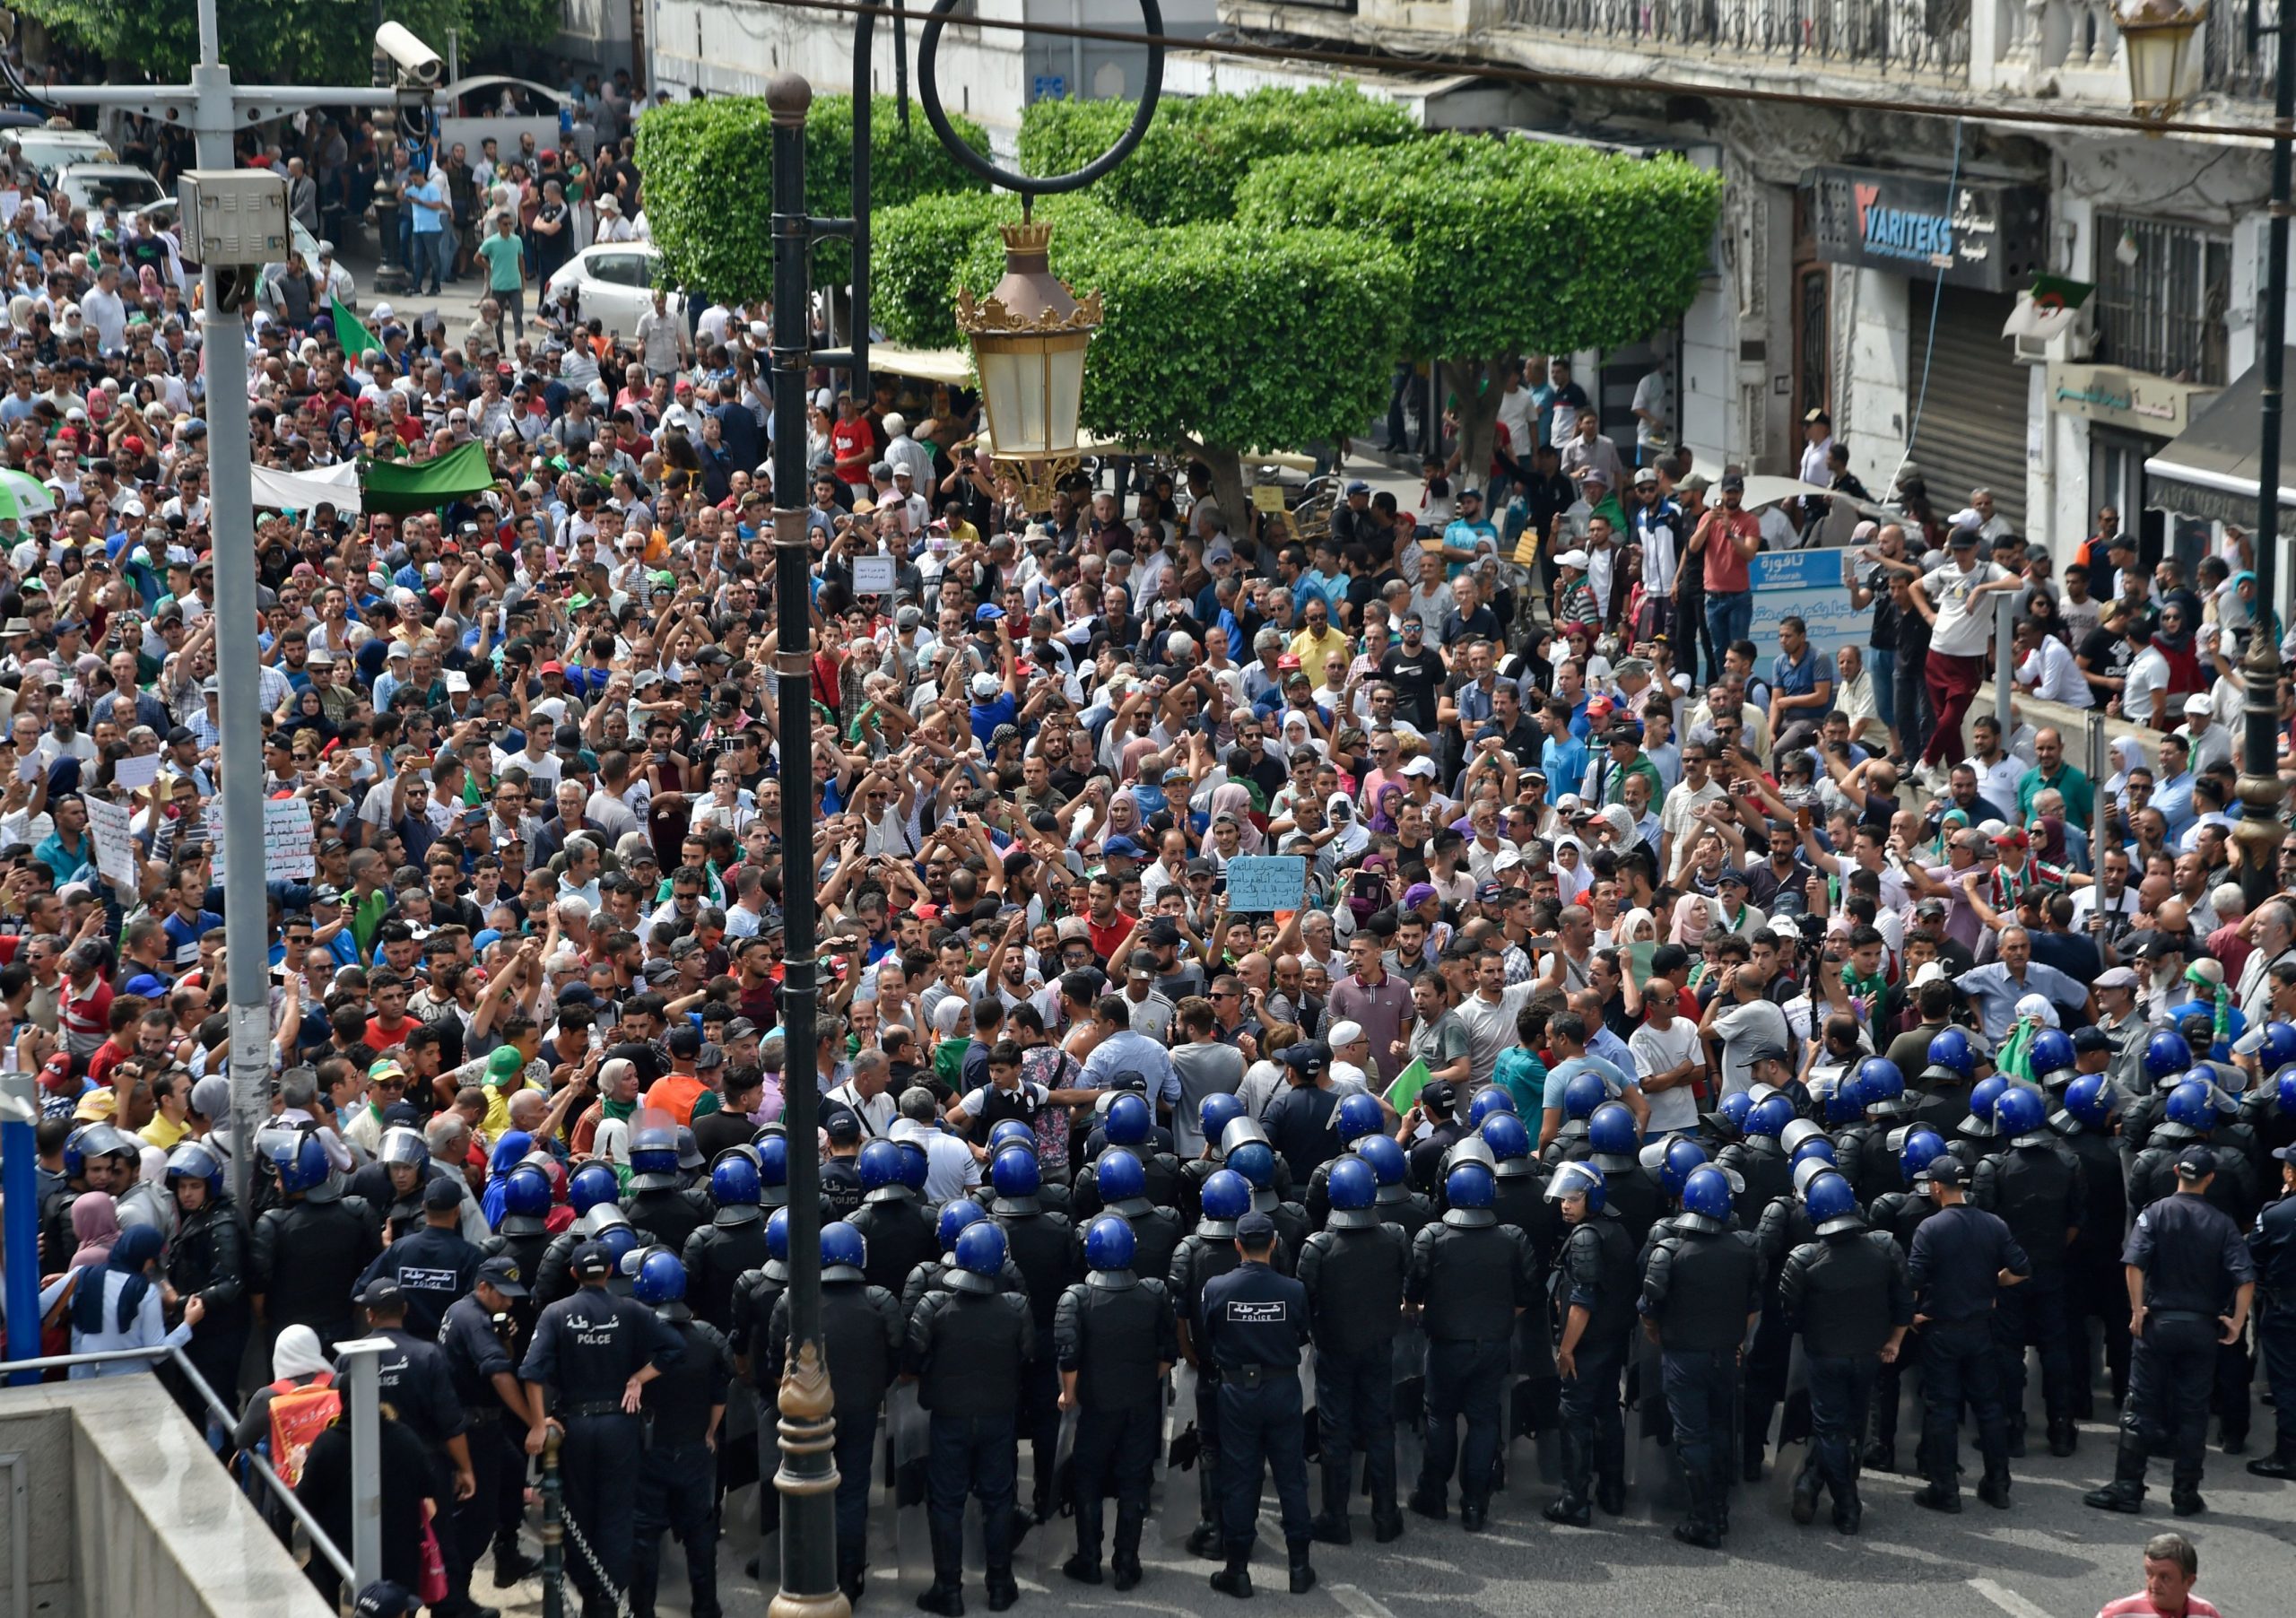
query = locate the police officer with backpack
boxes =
[627,1248,732,1618]
[1297,1154,1408,1546]
[1777,1169,1911,1535]
[1407,1157,1536,1533]
[1056,1214,1178,1590]
[250,1125,380,1353]
[1545,1160,1638,1527]
[683,1151,771,1334]
[1974,1083,2086,1457]
[1639,1163,1762,1549]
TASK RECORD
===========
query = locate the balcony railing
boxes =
[1502,0,1973,78]
[2201,0,2274,98]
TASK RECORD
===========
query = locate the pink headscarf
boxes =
[1208,783,1263,853]
[70,1194,121,1270]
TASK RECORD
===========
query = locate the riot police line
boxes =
[43,1016,2296,1617]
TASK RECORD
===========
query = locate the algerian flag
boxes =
[1384,1057,1431,1115]
[331,295,378,359]
[2000,275,2096,342]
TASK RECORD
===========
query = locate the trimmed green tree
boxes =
[1015,83,1417,228]
[1238,136,1723,486]
[634,92,989,307]
[872,193,1407,526]
[17,0,485,84]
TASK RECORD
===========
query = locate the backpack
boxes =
[265,1373,341,1488]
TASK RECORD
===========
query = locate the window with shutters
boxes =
[2093,215,2230,386]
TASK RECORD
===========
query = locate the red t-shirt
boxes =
[366,1013,417,1051]
[831,418,874,486]
[1700,509,1761,594]
[1085,911,1137,964]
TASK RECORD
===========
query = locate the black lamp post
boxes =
[2119,0,2288,902]
[761,9,1165,1615]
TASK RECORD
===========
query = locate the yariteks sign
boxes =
[1805,166,2047,292]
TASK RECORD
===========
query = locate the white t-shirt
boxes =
[1628,1017,1702,1134]
[1921,561,2008,659]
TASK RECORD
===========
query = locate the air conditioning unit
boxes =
[2012,314,2094,366]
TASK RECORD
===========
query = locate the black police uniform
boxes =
[1640,1218,1762,1542]
[1376,1180,1439,1241]
[821,1152,866,1220]
[2092,1187,2258,1510]
[367,1319,481,1615]
[1718,1134,1791,1229]
[2055,1103,2133,1414]
[1860,1184,1933,1472]
[1743,1191,1815,1480]
[1407,1208,1536,1526]
[1777,1220,1911,1533]
[768,1274,902,1597]
[355,1222,484,1341]
[726,1257,788,1521]
[1170,1223,1242,1553]
[623,1185,710,1252]
[682,1211,771,1334]
[1493,1158,1561,1435]
[2252,1180,2296,1474]
[630,1306,734,1618]
[849,1190,939,1297]
[990,1193,1077,1521]
[1835,1119,1900,1206]
[1407,1117,1468,1196]
[1906,1196,2031,1507]
[251,1190,380,1350]
[1054,1263,1179,1581]
[518,1278,684,1616]
[1198,1255,1316,1579]
[166,1192,250,1418]
[2130,1138,2264,1446]
[1550,1204,1639,1521]
[1074,1143,1186,1216]
[1973,1133,2086,1452]
[439,1291,531,1588]
[906,1277,1035,1610]
[1296,1218,1408,1540]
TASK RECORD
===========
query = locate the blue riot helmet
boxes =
[1083,1214,1136,1273]
[990,1144,1043,1212]
[1095,1147,1148,1210]
[1227,1139,1275,1190]
[1819,1076,1866,1127]
[1658,1135,1709,1198]
[1899,1127,1948,1182]
[1857,1057,1909,1116]
[501,1164,553,1225]
[1443,1161,1496,1225]
[1561,1071,1608,1122]
[627,1124,681,1191]
[1324,1156,1379,1229]
[1468,1087,1518,1127]
[1199,1093,1246,1148]
[1780,1118,1829,1160]
[2027,1029,2077,1084]
[1544,1159,1607,1213]
[1962,1075,2007,1138]
[1335,1092,1385,1144]
[164,1140,226,1202]
[2158,1078,2216,1139]
[1802,1170,1864,1236]
[2059,1074,2116,1131]
[988,1120,1037,1156]
[1587,1101,1639,1165]
[857,1138,909,1204]
[1676,1165,1735,1232]
[2261,1021,2296,1073]
[569,1161,620,1216]
[754,1132,791,1206]
[950,1222,1009,1292]
[1993,1084,2048,1144]
[1104,1092,1153,1147]
[1197,1169,1251,1236]
[1716,1091,1754,1133]
[937,1197,987,1251]
[574,1202,631,1240]
[1923,1027,1976,1083]
[593,1222,641,1276]
[1788,1133,1837,1171]
[709,1153,763,1222]
[1479,1111,1533,1173]
[1353,1135,1409,1203]
[1745,1095,1796,1139]
[766,1206,791,1263]
[894,1139,929,1191]
[258,1125,331,1196]
[820,1222,867,1282]
[2144,1028,2193,1083]
[1220,1116,1271,1157]
[632,1248,687,1305]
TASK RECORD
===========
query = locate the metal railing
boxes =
[1502,0,1973,78]
[2202,0,2277,98]
[4,1341,361,1588]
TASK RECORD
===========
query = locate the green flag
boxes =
[331,295,377,359]
[358,440,496,515]
[1384,1057,1431,1116]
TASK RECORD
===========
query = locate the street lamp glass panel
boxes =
[958,223,1100,464]
[2118,0,2209,117]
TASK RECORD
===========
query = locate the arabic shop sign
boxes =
[2047,361,2216,438]
[1806,167,2047,292]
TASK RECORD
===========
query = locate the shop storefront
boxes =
[2048,361,2219,573]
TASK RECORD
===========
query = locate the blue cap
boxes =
[974,603,1004,623]
[123,973,171,997]
[1102,834,1146,860]
[1235,1210,1277,1244]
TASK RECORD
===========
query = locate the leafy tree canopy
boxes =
[14,0,544,88]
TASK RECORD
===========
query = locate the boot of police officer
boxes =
[1171,1169,1252,1558]
[682,1150,770,1333]
[984,1141,1074,1528]
[354,1276,493,1618]
[2250,1140,2296,1479]
[1201,1209,1317,1599]
[1298,1155,1407,1545]
[1057,1214,1178,1589]
[1544,1161,1638,1526]
[2085,1145,2258,1518]
[1778,1170,1911,1535]
[909,1220,1035,1615]
[440,1257,545,1593]
[1973,1083,2086,1457]
[625,1249,732,1618]
[769,1220,901,1602]
[520,1240,686,1618]
[1907,1157,2029,1513]
[1411,1157,1535,1532]
[1641,1164,1762,1548]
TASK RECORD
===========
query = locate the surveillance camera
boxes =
[374,21,444,86]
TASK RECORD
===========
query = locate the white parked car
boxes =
[5,126,114,180]
[55,162,167,219]
[544,242,682,335]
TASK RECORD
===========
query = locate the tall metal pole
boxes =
[337,1336,390,1592]
[765,71,846,1618]
[2,1068,39,1385]
[184,0,277,1224]
[2235,7,2294,907]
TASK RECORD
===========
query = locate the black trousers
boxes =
[2123,1315,2219,1489]
[1919,1319,2007,1490]
[561,1412,645,1614]
[1740,1303,1793,1461]
[2069,1254,2133,1411]
[2261,1307,2296,1456]
[1218,1370,1312,1553]
[1193,1368,1224,1526]
[1314,1342,1397,1518]
[1803,1353,1878,1509]
[451,1414,517,1592]
[1019,1353,1062,1511]
[1419,1338,1507,1510]
[1557,1340,1626,1501]
[1993,1269,2074,1427]
[1072,1397,1159,1561]
[831,1408,878,1583]
[631,1437,719,1618]
[927,1413,1017,1584]
[1662,1347,1737,1502]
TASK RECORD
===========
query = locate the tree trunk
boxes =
[1451,352,1511,498]
[1187,441,1251,553]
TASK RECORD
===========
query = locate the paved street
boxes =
[487,1399,2296,1618]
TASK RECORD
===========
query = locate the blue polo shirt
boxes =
[1771,647,1822,708]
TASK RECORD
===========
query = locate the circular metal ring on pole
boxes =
[916,0,1165,196]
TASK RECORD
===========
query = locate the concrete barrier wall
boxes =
[0,1378,330,1618]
